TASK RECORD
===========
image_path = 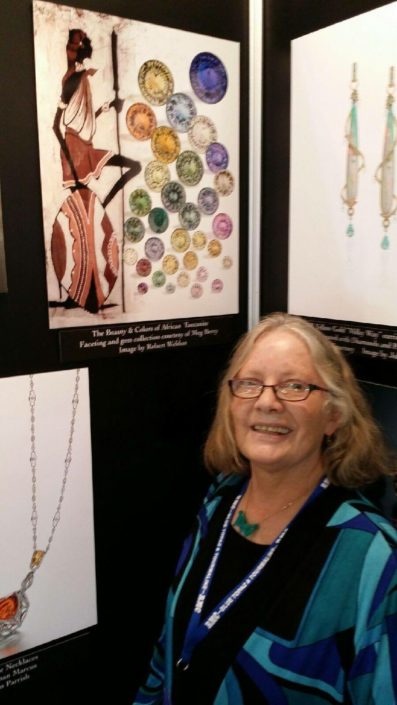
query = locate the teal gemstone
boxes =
[381,234,390,250]
[233,510,259,537]
[346,223,354,237]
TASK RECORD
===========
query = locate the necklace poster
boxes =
[33,1,240,334]
[289,2,397,334]
[0,368,96,663]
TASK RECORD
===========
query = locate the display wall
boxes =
[0,0,249,702]
[2,1,397,702]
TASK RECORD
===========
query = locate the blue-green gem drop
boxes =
[346,223,354,237]
[233,511,259,537]
[381,234,390,250]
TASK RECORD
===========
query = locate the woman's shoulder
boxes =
[196,473,245,528]
[203,472,245,503]
[327,483,397,550]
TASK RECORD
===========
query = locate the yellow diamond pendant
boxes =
[30,550,46,569]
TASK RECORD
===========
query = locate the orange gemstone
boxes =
[0,594,18,620]
[31,550,45,568]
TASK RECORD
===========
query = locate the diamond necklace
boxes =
[0,369,80,638]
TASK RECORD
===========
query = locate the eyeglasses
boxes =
[228,379,329,402]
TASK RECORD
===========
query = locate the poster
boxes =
[0,368,96,662]
[33,1,240,330]
[289,2,397,327]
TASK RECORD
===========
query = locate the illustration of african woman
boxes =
[52,29,141,313]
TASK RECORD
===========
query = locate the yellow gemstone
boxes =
[30,550,45,568]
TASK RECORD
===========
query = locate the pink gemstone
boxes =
[137,282,148,295]
[211,278,223,293]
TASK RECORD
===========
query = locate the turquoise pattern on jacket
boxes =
[133,475,397,704]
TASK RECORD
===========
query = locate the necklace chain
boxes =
[29,369,80,558]
[251,498,297,522]
[234,487,309,538]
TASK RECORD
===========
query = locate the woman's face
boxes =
[230,329,339,480]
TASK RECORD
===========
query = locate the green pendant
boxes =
[233,511,259,537]
[381,234,390,250]
[346,223,354,237]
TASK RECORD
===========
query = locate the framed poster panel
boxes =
[33,1,241,356]
[289,2,397,326]
[0,369,96,670]
[287,2,397,362]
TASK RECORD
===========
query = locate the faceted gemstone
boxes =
[346,223,354,237]
[381,234,390,250]
[0,594,18,620]
[30,550,45,568]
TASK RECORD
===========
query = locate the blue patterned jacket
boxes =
[133,474,397,704]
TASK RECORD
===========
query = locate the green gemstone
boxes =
[346,223,354,237]
[381,234,390,250]
[124,217,145,243]
[233,511,259,537]
[148,207,169,234]
[129,189,152,217]
[152,270,166,287]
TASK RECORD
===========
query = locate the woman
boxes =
[51,29,141,313]
[134,313,397,704]
[53,29,141,205]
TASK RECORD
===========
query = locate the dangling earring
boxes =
[375,67,397,250]
[342,63,365,238]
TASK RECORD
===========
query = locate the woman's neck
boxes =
[233,465,325,545]
[247,464,324,508]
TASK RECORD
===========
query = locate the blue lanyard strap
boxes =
[177,477,329,669]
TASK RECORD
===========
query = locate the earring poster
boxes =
[0,369,96,672]
[33,1,240,357]
[289,2,397,360]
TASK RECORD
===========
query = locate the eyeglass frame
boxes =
[228,378,330,402]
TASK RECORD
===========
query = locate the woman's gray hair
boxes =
[204,312,395,487]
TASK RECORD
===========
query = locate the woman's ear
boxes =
[324,405,341,438]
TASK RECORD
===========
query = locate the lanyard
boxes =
[176,477,329,670]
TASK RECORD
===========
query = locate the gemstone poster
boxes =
[289,2,397,327]
[33,1,240,330]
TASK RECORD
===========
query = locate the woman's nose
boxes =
[253,385,284,410]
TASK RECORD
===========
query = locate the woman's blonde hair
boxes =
[204,312,395,487]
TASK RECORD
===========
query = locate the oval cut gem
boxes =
[0,593,18,620]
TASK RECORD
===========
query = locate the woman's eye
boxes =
[285,381,306,391]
